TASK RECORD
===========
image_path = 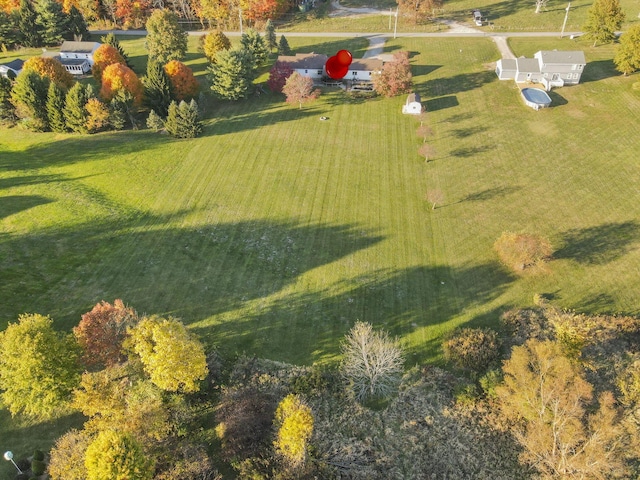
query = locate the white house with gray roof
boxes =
[276,52,383,86]
[496,50,586,90]
[56,41,101,75]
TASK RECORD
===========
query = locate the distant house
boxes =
[496,50,586,90]
[0,59,24,79]
[402,93,422,115]
[56,41,101,75]
[275,53,383,87]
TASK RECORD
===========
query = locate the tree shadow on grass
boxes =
[423,71,496,97]
[0,174,97,191]
[581,59,619,83]
[459,185,521,203]
[548,90,568,107]
[197,262,514,365]
[555,221,640,265]
[448,125,489,139]
[425,95,459,112]
[0,195,53,221]
[449,144,495,158]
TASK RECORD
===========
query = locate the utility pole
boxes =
[560,2,571,38]
[389,8,392,29]
[393,7,398,39]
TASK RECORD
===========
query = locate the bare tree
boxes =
[342,321,404,401]
[425,189,444,210]
[535,0,549,14]
[418,143,436,162]
[416,124,433,143]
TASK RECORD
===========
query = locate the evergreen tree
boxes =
[0,76,17,123]
[64,82,89,133]
[145,9,187,64]
[35,0,68,46]
[208,48,256,101]
[144,60,174,117]
[164,100,202,138]
[109,89,135,130]
[17,0,42,47]
[241,28,268,66]
[265,19,277,53]
[583,0,625,46]
[164,100,179,136]
[146,109,164,131]
[0,10,18,50]
[11,70,49,131]
[278,35,292,56]
[101,32,132,69]
[47,81,67,133]
[67,6,88,42]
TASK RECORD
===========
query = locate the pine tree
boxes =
[0,10,18,50]
[144,60,174,116]
[101,32,132,69]
[47,81,67,133]
[208,48,256,101]
[0,76,17,123]
[17,0,41,47]
[11,70,49,131]
[265,19,277,53]
[146,109,164,131]
[278,35,292,56]
[109,89,135,130]
[241,28,268,67]
[67,6,88,42]
[164,100,202,138]
[64,82,89,133]
[35,0,68,46]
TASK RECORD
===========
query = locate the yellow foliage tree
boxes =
[125,316,208,393]
[274,394,314,468]
[23,56,74,89]
[85,430,154,480]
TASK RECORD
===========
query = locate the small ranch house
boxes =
[496,50,586,90]
[0,59,24,79]
[57,41,101,75]
[277,53,328,80]
[402,93,422,115]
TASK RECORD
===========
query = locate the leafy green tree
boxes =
[583,0,625,46]
[67,5,88,41]
[202,30,231,63]
[615,24,640,75]
[144,60,174,119]
[17,0,41,47]
[241,28,268,67]
[0,313,81,419]
[209,47,256,100]
[85,430,154,480]
[125,316,208,392]
[278,34,292,56]
[497,339,629,478]
[64,82,90,133]
[274,394,314,469]
[101,32,132,68]
[342,321,404,401]
[0,76,17,123]
[145,9,187,64]
[35,0,68,46]
[10,70,50,131]
[265,18,277,52]
[47,81,68,132]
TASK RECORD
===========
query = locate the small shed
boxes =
[402,93,422,115]
[0,59,24,79]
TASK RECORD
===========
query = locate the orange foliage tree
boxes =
[164,60,199,101]
[73,299,138,369]
[115,0,151,28]
[23,57,74,89]
[0,0,19,12]
[92,44,126,82]
[240,0,290,23]
[100,63,144,105]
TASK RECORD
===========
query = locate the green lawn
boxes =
[2,34,640,475]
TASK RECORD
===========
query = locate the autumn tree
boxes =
[267,60,294,93]
[494,231,553,273]
[48,429,91,480]
[164,99,202,138]
[615,24,640,75]
[144,60,174,116]
[115,0,150,28]
[64,81,90,133]
[85,430,154,480]
[209,47,256,100]
[11,70,50,131]
[241,28,268,66]
[145,9,187,64]
[265,18,276,52]
[416,124,433,142]
[35,0,68,45]
[23,56,74,89]
[443,327,501,373]
[397,0,442,24]
[282,71,320,109]
[372,50,412,97]
[92,43,126,82]
[47,81,67,132]
[164,60,199,101]
[418,143,436,162]
[85,97,110,133]
[240,0,283,23]
[497,339,629,478]
[274,394,314,469]
[342,321,404,401]
[0,313,81,419]
[202,30,231,63]
[101,62,143,105]
[583,0,625,46]
[425,187,444,209]
[278,34,292,56]
[125,316,208,393]
[101,31,132,68]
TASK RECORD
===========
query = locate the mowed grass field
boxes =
[2,35,640,466]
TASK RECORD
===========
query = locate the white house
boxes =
[402,93,422,115]
[496,50,586,90]
[57,41,101,75]
[277,53,328,80]
[0,59,24,79]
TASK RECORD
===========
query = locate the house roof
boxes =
[59,41,101,54]
[516,57,540,73]
[277,53,328,70]
[350,58,383,72]
[0,59,24,71]
[536,50,586,65]
[406,93,421,104]
[497,58,517,71]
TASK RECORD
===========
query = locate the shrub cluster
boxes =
[443,327,502,373]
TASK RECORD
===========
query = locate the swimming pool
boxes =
[521,88,552,110]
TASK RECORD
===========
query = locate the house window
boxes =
[317,70,322,75]
[305,69,308,73]
[578,64,583,70]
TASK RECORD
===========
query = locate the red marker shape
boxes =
[325,49,352,80]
